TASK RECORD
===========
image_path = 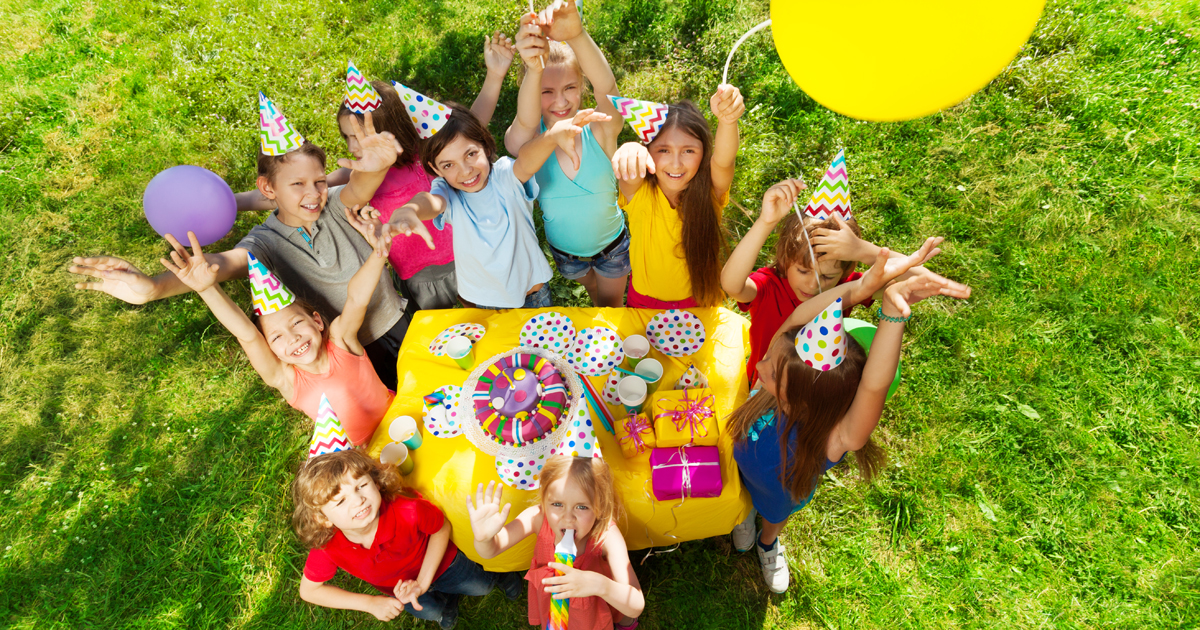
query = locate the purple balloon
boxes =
[143,165,237,246]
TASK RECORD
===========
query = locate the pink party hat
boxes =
[309,394,352,458]
[794,297,847,371]
[258,92,306,156]
[609,95,669,144]
[803,150,852,221]
[343,60,382,114]
[391,82,451,139]
[247,251,296,317]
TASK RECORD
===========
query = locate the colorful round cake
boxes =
[472,352,569,446]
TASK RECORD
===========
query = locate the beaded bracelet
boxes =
[877,306,912,324]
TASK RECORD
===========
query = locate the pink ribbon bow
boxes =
[657,387,714,443]
[618,414,654,454]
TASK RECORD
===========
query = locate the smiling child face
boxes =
[319,472,382,535]
[646,126,704,201]
[430,134,492,193]
[259,304,325,366]
[259,153,328,227]
[540,65,582,126]
[542,473,596,546]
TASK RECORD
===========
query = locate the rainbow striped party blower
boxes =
[549,530,577,630]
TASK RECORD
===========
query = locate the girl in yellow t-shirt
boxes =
[610,85,744,308]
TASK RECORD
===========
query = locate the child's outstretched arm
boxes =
[504,12,549,155]
[466,481,540,559]
[339,112,402,209]
[158,232,291,395]
[540,0,623,155]
[830,273,972,459]
[70,246,250,304]
[721,179,806,302]
[299,577,406,622]
[393,519,452,613]
[325,220,392,357]
[544,520,645,619]
[513,109,611,182]
[709,84,745,197]
[384,192,443,251]
[611,142,654,202]
[470,31,515,127]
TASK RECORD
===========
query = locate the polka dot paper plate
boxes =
[565,327,624,377]
[646,310,707,357]
[428,323,486,356]
[518,312,576,355]
[495,453,546,490]
[423,385,465,438]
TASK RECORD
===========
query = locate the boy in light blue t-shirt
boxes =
[386,104,610,309]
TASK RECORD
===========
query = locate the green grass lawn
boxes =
[2,0,1199,627]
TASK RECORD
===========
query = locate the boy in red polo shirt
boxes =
[292,449,521,629]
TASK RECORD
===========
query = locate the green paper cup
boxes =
[622,334,650,370]
[634,358,664,395]
[618,376,647,415]
[389,415,422,450]
[843,317,901,400]
[380,442,415,475]
[445,335,476,371]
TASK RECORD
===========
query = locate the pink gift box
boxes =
[649,446,722,500]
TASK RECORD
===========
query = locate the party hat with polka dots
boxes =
[794,297,847,371]
[247,251,295,317]
[309,394,352,458]
[258,92,306,156]
[343,60,381,114]
[391,82,451,139]
[554,399,603,459]
[803,150,852,221]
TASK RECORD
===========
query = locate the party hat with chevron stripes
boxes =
[343,60,381,114]
[391,82,451,139]
[794,297,847,372]
[309,394,353,458]
[609,95,669,144]
[247,251,296,317]
[803,150,852,221]
[258,92,306,156]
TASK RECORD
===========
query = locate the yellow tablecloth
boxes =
[366,307,753,572]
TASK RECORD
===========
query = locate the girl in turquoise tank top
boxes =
[506,1,630,307]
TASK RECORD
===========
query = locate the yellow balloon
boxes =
[770,0,1045,121]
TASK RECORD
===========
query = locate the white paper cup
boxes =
[634,358,664,395]
[618,376,648,415]
[388,415,421,450]
[622,334,650,369]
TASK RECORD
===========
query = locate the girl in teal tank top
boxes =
[506,1,630,307]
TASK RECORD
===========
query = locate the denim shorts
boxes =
[549,228,632,281]
[475,283,552,310]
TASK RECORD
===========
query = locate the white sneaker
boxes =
[731,508,757,552]
[756,536,790,593]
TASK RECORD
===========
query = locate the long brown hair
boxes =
[646,101,728,306]
[727,329,884,501]
[337,80,422,167]
[538,456,620,543]
[291,449,413,549]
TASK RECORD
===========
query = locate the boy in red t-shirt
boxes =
[723,179,933,384]
[292,450,521,629]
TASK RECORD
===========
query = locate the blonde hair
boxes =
[538,456,618,543]
[291,449,412,549]
[518,41,591,99]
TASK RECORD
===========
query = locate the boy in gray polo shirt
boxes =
[69,114,431,389]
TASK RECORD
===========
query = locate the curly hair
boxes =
[291,449,412,549]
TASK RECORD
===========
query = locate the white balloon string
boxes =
[722,18,772,85]
[795,200,822,295]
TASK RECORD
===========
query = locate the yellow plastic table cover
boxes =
[366,307,753,572]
